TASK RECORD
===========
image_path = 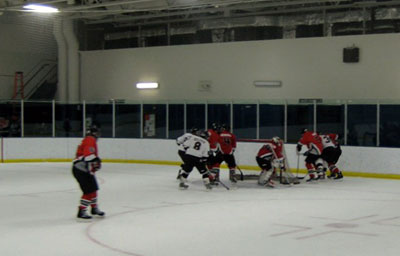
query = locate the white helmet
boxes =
[272,136,280,144]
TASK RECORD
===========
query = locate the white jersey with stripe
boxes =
[176,133,193,151]
[320,134,336,149]
[182,135,210,158]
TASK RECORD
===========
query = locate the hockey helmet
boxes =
[87,125,100,138]
[210,122,219,131]
[221,123,230,132]
[272,136,281,144]
[190,127,199,135]
[199,130,209,140]
[301,128,308,134]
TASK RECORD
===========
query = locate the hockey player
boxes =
[176,127,198,179]
[256,137,285,187]
[177,130,212,190]
[296,128,324,182]
[218,124,238,183]
[320,133,343,180]
[72,126,105,220]
[207,123,222,185]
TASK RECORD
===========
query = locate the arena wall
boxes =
[1,138,399,179]
[80,33,400,101]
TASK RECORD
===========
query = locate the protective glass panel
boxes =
[115,104,141,138]
[316,105,345,144]
[233,104,257,139]
[0,102,21,137]
[168,104,184,139]
[207,104,230,129]
[24,102,52,137]
[143,104,166,138]
[85,104,113,138]
[259,104,284,139]
[55,104,83,137]
[347,105,377,146]
[186,104,205,132]
[287,104,313,143]
[380,105,400,147]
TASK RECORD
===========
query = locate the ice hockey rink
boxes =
[2,162,400,256]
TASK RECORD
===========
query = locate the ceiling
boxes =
[2,0,400,28]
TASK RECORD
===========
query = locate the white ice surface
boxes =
[1,162,400,256]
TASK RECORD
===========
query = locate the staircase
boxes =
[12,60,58,100]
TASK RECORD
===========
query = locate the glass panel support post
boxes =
[166,102,169,139]
[52,100,55,137]
[82,101,86,137]
[313,100,317,132]
[377,100,380,147]
[344,102,348,145]
[112,100,116,138]
[21,100,24,138]
[284,101,287,143]
[140,103,143,138]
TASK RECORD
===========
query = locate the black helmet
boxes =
[190,127,199,135]
[221,123,230,131]
[211,122,219,131]
[301,128,308,134]
[87,125,100,138]
[199,130,209,140]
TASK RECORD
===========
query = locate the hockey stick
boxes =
[296,153,300,178]
[218,179,230,190]
[295,154,309,180]
[236,165,244,181]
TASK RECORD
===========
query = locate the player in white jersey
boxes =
[177,130,212,190]
[320,133,343,180]
[176,128,197,179]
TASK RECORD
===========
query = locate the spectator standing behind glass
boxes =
[0,117,10,137]
[8,114,20,137]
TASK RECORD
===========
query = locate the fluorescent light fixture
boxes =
[23,4,59,13]
[136,82,159,89]
[253,80,282,87]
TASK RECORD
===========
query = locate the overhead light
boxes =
[136,82,159,89]
[23,4,59,13]
[253,80,282,87]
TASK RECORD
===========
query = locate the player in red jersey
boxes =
[218,124,238,182]
[207,123,223,185]
[72,126,104,220]
[256,137,285,187]
[320,133,343,180]
[296,128,324,182]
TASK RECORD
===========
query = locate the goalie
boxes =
[255,137,285,187]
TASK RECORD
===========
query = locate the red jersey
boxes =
[298,131,323,155]
[257,140,284,160]
[218,130,236,155]
[207,129,220,152]
[75,135,98,160]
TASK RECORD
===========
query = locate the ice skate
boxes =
[334,172,343,180]
[77,208,92,221]
[91,207,105,217]
[179,176,189,189]
[229,169,237,183]
[265,180,275,188]
[306,174,318,182]
[328,172,336,179]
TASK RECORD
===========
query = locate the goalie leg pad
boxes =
[258,169,273,185]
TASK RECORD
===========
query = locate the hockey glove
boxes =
[303,151,310,156]
[200,157,208,163]
[89,157,102,172]
[296,144,302,154]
